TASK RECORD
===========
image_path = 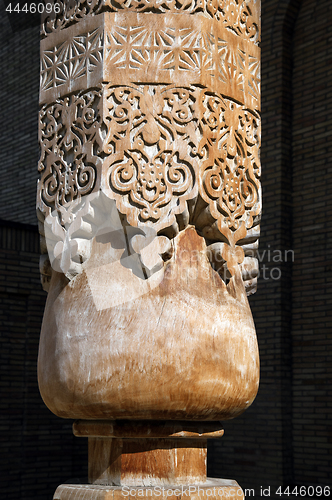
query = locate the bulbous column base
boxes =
[38,227,259,422]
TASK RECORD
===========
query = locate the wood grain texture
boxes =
[37,4,261,296]
[38,227,259,420]
[53,480,244,500]
[88,437,207,486]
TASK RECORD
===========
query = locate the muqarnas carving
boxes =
[37,0,261,426]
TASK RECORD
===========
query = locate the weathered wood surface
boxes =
[88,437,207,486]
[37,0,260,424]
[53,479,244,500]
[74,421,224,486]
[38,227,259,420]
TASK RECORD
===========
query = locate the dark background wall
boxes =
[0,1,40,224]
[0,221,87,499]
[0,2,88,497]
[0,0,331,498]
[209,0,332,494]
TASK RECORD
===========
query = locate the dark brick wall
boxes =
[209,0,300,490]
[208,0,331,495]
[0,0,40,225]
[0,221,88,500]
[291,0,332,486]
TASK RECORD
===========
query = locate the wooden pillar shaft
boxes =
[74,420,223,487]
[88,437,207,486]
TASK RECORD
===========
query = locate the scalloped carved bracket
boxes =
[38,2,261,296]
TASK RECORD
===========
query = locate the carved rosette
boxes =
[38,0,261,293]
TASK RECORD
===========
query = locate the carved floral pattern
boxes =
[217,41,260,107]
[102,85,198,229]
[109,152,194,223]
[38,90,103,213]
[41,0,260,43]
[199,96,261,229]
[38,83,260,259]
[39,1,260,290]
[41,0,104,38]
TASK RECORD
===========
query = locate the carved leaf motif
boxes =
[217,39,244,96]
[105,25,202,73]
[38,90,103,212]
[41,0,104,37]
[101,85,198,229]
[38,84,260,275]
[202,159,259,228]
[110,151,194,223]
[219,0,260,41]
[198,95,261,246]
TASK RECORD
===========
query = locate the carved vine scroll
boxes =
[38,0,261,294]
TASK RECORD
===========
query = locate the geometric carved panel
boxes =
[40,27,103,92]
[38,1,261,285]
[42,0,260,45]
[41,13,260,112]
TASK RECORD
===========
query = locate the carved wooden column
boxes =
[37,1,261,499]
